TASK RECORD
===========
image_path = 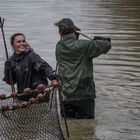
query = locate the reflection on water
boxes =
[0,0,140,140]
[61,119,98,140]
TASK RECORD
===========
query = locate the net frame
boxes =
[0,88,65,140]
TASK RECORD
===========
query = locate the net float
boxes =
[24,88,32,95]
[10,92,17,98]
[2,105,9,112]
[29,97,36,104]
[12,103,19,110]
[43,87,51,94]
[36,93,45,101]
[21,101,28,108]
[0,94,6,100]
[37,84,45,90]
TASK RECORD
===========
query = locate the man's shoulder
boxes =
[77,39,93,47]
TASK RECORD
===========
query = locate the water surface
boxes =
[0,0,140,140]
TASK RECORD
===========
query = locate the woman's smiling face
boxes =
[12,35,27,54]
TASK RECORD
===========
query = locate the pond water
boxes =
[0,0,140,140]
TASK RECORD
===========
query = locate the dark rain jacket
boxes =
[3,48,56,94]
[56,33,111,101]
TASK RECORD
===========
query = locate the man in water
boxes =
[55,18,111,119]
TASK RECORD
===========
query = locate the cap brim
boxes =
[54,21,81,31]
[54,22,59,26]
[75,26,81,31]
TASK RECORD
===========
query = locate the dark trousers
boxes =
[61,99,95,119]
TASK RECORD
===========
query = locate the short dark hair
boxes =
[10,33,25,45]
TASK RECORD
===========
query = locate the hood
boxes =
[11,46,33,62]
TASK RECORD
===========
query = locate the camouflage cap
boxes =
[55,18,80,34]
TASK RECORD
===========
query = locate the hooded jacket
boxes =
[3,48,56,94]
[56,33,111,101]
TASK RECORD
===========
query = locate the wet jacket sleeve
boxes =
[29,52,57,81]
[87,37,111,58]
[3,60,16,85]
[39,62,57,81]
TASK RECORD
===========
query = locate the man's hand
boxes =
[50,80,59,88]
[94,36,111,43]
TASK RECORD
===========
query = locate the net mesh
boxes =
[0,89,65,140]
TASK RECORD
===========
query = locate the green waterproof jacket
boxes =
[56,33,111,101]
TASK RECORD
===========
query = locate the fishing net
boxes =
[0,86,65,140]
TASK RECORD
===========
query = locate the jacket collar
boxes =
[12,47,33,62]
[61,33,77,41]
